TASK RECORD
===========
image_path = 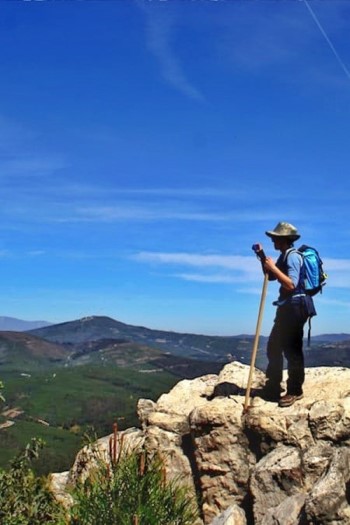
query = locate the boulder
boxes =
[50,362,350,524]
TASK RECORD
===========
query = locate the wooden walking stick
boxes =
[244,245,268,412]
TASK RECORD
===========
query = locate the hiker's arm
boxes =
[253,243,275,278]
[264,257,295,290]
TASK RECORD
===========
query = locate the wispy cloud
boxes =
[134,251,350,290]
[174,273,251,284]
[134,251,252,269]
[0,179,280,226]
[104,187,250,199]
[0,114,68,181]
[141,5,205,101]
[0,157,67,179]
[60,205,232,223]
[321,258,350,288]
[324,258,350,271]
[319,297,350,308]
[134,251,261,285]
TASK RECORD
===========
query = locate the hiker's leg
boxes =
[265,311,284,392]
[284,303,308,396]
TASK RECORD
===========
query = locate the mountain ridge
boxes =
[28,315,259,364]
[0,314,347,343]
[28,315,350,368]
[29,314,350,342]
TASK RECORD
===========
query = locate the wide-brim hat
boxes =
[265,221,300,241]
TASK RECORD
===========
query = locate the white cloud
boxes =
[134,251,252,269]
[134,251,350,291]
[321,258,350,288]
[0,114,68,181]
[134,251,262,286]
[174,272,255,284]
[323,258,350,271]
[318,297,350,308]
[67,206,232,223]
[142,6,205,101]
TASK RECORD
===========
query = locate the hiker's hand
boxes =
[263,256,276,272]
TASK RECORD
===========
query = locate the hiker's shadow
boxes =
[205,381,262,400]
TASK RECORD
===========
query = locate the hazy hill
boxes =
[0,328,222,379]
[67,337,223,378]
[311,333,350,342]
[0,316,52,331]
[0,331,68,370]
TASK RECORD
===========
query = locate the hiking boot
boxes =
[278,393,304,408]
[259,386,283,402]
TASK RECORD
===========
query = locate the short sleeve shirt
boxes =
[276,249,303,301]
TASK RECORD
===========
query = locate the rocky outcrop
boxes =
[51,362,350,524]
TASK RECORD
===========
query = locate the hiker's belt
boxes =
[273,293,306,307]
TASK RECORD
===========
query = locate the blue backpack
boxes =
[297,245,327,296]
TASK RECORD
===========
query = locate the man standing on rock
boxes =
[258,222,316,407]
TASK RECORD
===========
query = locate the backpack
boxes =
[286,245,327,346]
[297,245,327,296]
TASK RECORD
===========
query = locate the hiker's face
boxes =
[272,237,290,251]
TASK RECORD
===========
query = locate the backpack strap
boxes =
[284,248,305,293]
[286,249,313,346]
[283,247,298,262]
[307,317,312,347]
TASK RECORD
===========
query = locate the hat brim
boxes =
[265,231,300,241]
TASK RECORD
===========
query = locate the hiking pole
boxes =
[244,245,268,412]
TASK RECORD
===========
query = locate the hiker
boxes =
[258,222,316,407]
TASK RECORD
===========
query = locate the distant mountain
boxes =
[311,333,350,342]
[0,316,52,331]
[28,315,350,369]
[29,315,260,365]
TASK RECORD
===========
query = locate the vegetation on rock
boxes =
[69,425,198,525]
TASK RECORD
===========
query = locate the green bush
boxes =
[70,436,198,525]
[0,438,67,525]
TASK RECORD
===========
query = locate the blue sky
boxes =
[1,0,350,336]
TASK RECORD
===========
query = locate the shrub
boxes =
[0,438,67,525]
[70,426,198,525]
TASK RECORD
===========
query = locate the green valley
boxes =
[1,315,349,475]
[0,365,180,475]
